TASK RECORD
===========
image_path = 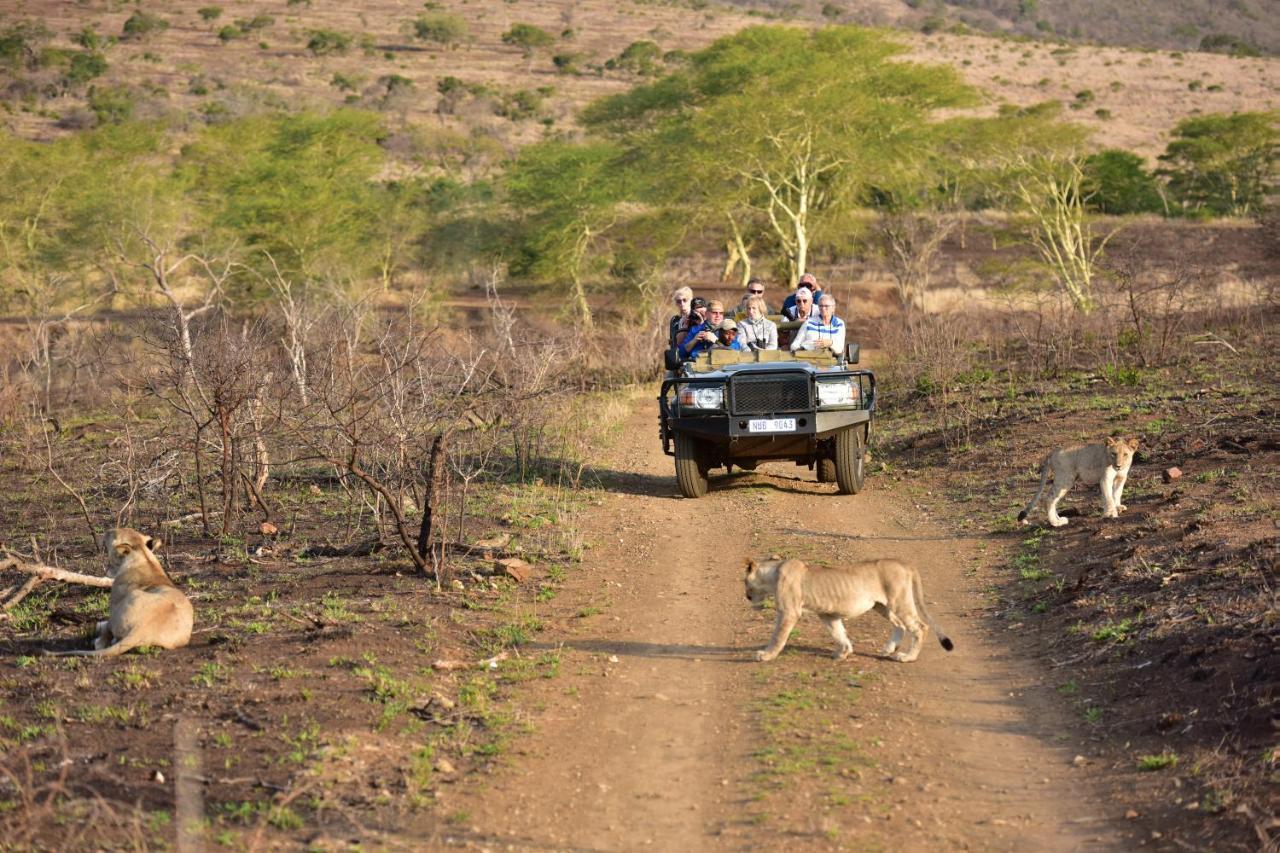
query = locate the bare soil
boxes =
[432,396,1143,850]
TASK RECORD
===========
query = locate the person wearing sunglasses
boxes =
[781,272,824,320]
[782,286,818,323]
[732,278,775,320]
[668,286,694,348]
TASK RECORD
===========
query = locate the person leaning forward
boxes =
[715,318,747,351]
[781,272,823,319]
[679,296,717,360]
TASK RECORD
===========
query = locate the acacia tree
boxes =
[506,141,629,328]
[178,110,390,294]
[0,124,171,407]
[1012,155,1116,313]
[1156,111,1278,218]
[582,26,976,285]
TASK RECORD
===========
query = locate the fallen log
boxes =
[0,556,112,612]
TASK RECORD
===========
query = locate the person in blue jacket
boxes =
[679,297,717,360]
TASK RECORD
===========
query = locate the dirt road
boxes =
[441,396,1137,850]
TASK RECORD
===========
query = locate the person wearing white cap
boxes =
[782,285,818,323]
[782,272,824,319]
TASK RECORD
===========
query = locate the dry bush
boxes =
[143,311,277,538]
[1098,253,1206,367]
[878,311,992,449]
[873,212,957,314]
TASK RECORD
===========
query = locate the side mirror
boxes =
[844,343,860,365]
[664,348,683,371]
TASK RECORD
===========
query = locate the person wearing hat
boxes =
[782,285,819,323]
[678,296,717,360]
[714,317,747,351]
[782,272,824,320]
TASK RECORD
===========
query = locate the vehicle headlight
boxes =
[678,385,724,410]
[816,379,857,408]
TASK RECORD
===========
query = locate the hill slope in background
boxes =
[724,0,1280,55]
[1,0,1276,157]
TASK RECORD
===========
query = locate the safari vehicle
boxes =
[658,325,876,498]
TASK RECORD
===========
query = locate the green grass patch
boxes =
[1137,751,1178,771]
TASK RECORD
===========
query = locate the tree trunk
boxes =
[416,434,445,568]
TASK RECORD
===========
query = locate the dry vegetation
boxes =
[0,286,647,845]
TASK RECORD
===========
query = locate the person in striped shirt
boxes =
[789,293,845,354]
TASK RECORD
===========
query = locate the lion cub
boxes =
[1018,436,1139,528]
[52,528,193,657]
[744,557,953,663]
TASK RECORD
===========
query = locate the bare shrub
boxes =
[144,312,276,538]
[874,212,957,314]
[1101,253,1204,368]
[293,311,488,580]
[878,311,989,449]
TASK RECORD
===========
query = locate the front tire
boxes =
[817,458,836,483]
[834,427,865,495]
[675,433,709,498]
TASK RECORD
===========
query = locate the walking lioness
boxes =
[50,528,193,657]
[1018,436,1138,528]
[744,557,953,663]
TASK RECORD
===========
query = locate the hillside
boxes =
[2,0,1276,159]
[723,0,1280,55]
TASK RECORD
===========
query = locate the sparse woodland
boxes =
[0,3,1276,848]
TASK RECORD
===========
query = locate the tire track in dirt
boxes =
[441,395,1135,850]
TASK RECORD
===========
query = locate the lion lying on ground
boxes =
[50,528,193,657]
[1017,436,1138,528]
[744,557,953,663]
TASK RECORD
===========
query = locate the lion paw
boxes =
[1116,504,1127,513]
[1049,517,1069,528]
[754,650,773,662]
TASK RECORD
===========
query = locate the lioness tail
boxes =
[911,571,954,652]
[47,637,141,658]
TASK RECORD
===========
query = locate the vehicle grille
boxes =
[730,374,811,415]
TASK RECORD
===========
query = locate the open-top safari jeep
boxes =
[659,322,876,498]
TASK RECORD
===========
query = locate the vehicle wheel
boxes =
[675,433,709,498]
[817,458,836,483]
[737,459,759,471]
[834,428,865,495]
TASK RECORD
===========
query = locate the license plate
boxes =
[748,417,796,433]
